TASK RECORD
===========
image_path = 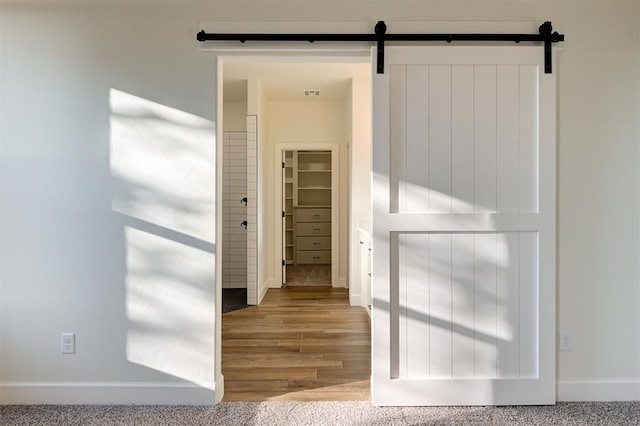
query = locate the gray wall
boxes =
[1,2,218,403]
[1,0,639,403]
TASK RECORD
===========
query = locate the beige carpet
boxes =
[284,264,331,286]
[2,402,640,425]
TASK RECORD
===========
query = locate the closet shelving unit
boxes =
[293,150,332,265]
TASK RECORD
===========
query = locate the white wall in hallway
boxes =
[348,74,372,307]
[246,79,270,304]
[266,101,348,286]
[267,102,348,144]
[223,101,247,132]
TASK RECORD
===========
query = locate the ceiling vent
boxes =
[303,89,321,97]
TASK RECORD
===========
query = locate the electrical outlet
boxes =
[61,333,76,354]
[559,332,572,351]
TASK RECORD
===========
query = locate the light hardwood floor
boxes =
[222,287,371,401]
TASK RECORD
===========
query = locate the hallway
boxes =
[222,287,371,401]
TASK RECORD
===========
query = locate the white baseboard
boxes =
[258,279,273,304]
[336,277,347,288]
[557,380,640,402]
[349,291,361,306]
[215,374,224,404]
[0,381,217,405]
[6,379,636,404]
[267,278,280,288]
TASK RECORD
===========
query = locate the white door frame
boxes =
[274,143,340,287]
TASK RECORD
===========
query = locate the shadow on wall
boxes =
[109,89,218,388]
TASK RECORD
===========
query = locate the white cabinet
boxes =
[359,230,372,317]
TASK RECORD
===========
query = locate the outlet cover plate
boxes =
[559,332,572,351]
[61,333,76,354]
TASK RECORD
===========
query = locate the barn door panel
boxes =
[372,47,556,406]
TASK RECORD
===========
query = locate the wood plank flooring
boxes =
[222,287,371,401]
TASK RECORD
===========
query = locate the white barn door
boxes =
[371,46,556,406]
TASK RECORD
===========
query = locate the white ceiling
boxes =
[223,61,370,102]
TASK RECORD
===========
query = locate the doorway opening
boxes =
[217,55,372,402]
